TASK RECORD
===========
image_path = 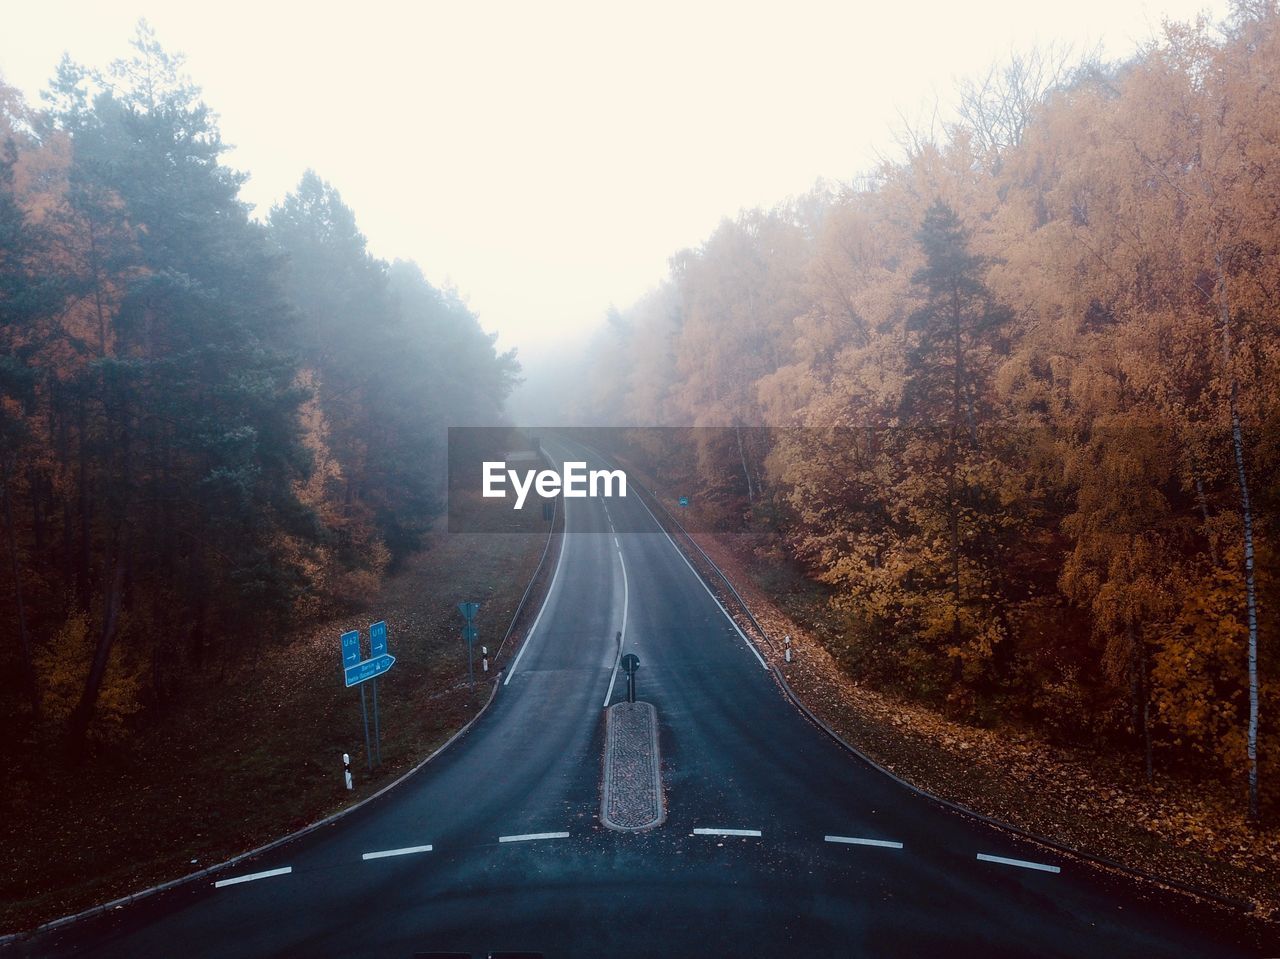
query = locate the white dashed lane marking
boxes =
[213,867,292,888]
[362,845,433,860]
[499,832,570,843]
[825,835,903,849]
[693,828,762,837]
[976,853,1060,874]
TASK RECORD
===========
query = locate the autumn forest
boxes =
[0,29,518,755]
[2,3,1279,935]
[569,6,1279,821]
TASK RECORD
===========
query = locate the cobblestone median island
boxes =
[601,701,665,831]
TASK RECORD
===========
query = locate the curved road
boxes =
[12,437,1271,957]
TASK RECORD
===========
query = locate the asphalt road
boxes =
[11,437,1273,958]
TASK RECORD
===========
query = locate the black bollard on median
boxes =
[621,653,640,703]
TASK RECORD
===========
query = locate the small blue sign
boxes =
[458,601,479,622]
[370,620,388,657]
[679,496,689,507]
[340,630,361,669]
[344,653,396,688]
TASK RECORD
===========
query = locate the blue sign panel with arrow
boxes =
[370,620,388,657]
[340,630,361,669]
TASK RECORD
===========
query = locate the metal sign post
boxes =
[359,685,373,771]
[369,622,388,767]
[370,679,381,767]
[458,602,480,687]
[341,630,374,771]
[466,624,476,686]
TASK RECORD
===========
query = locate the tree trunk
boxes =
[949,279,964,636]
[1216,255,1261,823]
[189,588,208,669]
[735,426,754,503]
[30,467,45,556]
[1,452,40,716]
[1194,474,1219,566]
[67,354,133,756]
[1134,622,1154,786]
[76,388,91,609]
[1231,385,1260,822]
[65,543,126,754]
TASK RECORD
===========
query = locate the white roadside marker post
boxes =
[785,635,792,664]
[482,646,489,673]
[343,752,353,791]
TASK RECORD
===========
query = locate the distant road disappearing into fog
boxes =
[14,437,1263,958]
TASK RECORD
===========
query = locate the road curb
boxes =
[1,675,504,947]
[611,454,1255,916]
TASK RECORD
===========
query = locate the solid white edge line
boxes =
[824,835,904,849]
[602,537,630,708]
[213,866,292,888]
[504,451,569,686]
[976,853,1060,874]
[603,647,622,708]
[499,832,570,843]
[361,845,433,860]
[632,490,768,670]
[693,828,762,837]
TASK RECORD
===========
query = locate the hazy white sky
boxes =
[2,0,1231,362]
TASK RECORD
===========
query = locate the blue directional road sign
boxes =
[370,620,388,657]
[679,495,689,507]
[340,630,361,669]
[345,653,396,688]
